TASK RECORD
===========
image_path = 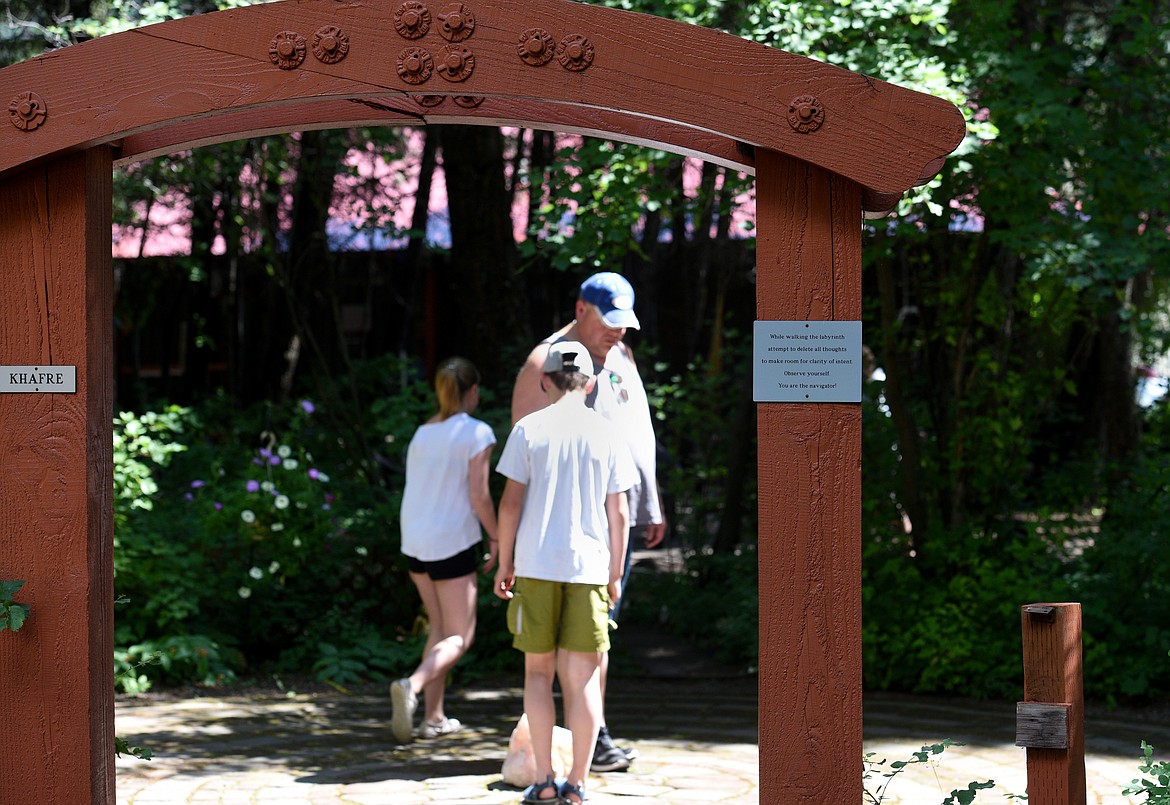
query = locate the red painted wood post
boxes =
[755,148,864,803]
[1019,603,1086,805]
[0,148,116,805]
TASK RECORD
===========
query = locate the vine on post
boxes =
[0,580,30,632]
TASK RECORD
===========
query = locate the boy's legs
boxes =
[554,582,612,799]
[557,648,603,798]
[523,650,559,795]
[509,578,562,796]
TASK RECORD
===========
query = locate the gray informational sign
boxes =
[753,321,862,402]
[0,365,77,394]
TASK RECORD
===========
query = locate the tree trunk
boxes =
[435,125,523,379]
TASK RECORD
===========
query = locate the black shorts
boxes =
[405,544,480,580]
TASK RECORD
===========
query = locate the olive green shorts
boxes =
[507,577,611,654]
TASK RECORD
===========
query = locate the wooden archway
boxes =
[0,1,964,802]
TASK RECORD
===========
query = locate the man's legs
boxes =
[592,527,643,771]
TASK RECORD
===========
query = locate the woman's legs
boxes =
[407,569,477,723]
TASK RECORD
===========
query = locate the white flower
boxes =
[282,458,299,470]
[292,537,303,548]
[277,444,292,458]
[271,522,284,532]
[316,471,331,483]
[241,509,256,523]
[237,586,252,599]
[268,561,281,574]
[274,495,290,510]
[261,481,275,493]
[355,545,369,556]
[249,566,264,579]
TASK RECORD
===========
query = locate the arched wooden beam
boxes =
[112,96,753,174]
[0,0,964,212]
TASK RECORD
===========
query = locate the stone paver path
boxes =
[116,675,759,804]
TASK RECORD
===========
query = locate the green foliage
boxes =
[1123,741,1170,803]
[311,633,421,688]
[1070,406,1170,702]
[111,355,514,689]
[114,736,153,761]
[646,335,758,551]
[0,580,30,633]
[862,518,1073,699]
[520,138,735,273]
[115,635,238,694]
[627,549,759,669]
[113,407,191,522]
[864,740,994,804]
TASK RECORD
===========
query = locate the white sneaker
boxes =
[390,678,417,743]
[418,717,463,739]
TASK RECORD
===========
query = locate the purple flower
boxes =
[300,399,315,414]
[184,492,194,501]
[190,479,206,489]
[245,480,260,492]
[259,447,272,458]
[308,468,320,480]
[214,502,223,510]
[269,455,281,466]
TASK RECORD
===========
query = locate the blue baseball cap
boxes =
[579,272,640,330]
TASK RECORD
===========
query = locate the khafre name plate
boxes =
[753,321,862,403]
[0,366,77,393]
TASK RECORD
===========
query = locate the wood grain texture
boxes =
[1021,603,1087,805]
[755,149,863,803]
[0,149,115,805]
[113,96,753,176]
[0,0,965,205]
[1016,702,1070,749]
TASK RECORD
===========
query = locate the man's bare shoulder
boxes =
[510,342,553,425]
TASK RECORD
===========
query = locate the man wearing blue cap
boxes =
[511,271,666,773]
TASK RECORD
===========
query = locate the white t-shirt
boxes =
[591,343,661,527]
[400,412,496,562]
[543,333,662,528]
[496,398,637,585]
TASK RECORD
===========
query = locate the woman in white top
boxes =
[391,358,499,743]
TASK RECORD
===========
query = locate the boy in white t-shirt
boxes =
[493,341,637,805]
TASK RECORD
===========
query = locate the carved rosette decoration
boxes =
[413,94,446,107]
[9,91,47,131]
[394,1,431,39]
[557,35,594,72]
[312,25,349,64]
[787,95,825,133]
[436,45,475,81]
[398,47,435,84]
[517,28,554,67]
[437,3,476,42]
[452,95,484,108]
[269,31,307,69]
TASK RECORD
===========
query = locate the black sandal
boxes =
[522,774,563,804]
[559,780,586,804]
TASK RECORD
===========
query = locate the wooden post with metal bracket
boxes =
[1018,603,1086,805]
